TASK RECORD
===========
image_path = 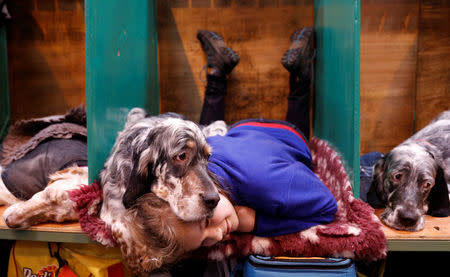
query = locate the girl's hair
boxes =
[122,171,231,274]
[123,192,186,275]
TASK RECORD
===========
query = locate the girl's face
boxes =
[178,193,239,252]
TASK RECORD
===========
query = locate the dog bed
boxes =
[71,137,387,262]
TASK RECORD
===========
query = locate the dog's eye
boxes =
[392,173,403,182]
[174,152,188,162]
[423,182,432,190]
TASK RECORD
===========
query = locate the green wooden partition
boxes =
[85,0,159,182]
[85,0,360,192]
[314,0,361,197]
[0,23,9,140]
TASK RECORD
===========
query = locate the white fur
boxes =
[1,166,88,228]
[251,237,272,255]
[300,226,320,243]
[0,166,20,206]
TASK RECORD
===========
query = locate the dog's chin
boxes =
[380,208,425,232]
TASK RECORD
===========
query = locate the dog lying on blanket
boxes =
[371,110,450,231]
[0,142,88,228]
[0,106,88,228]
[0,107,222,226]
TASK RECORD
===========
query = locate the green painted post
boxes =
[0,23,10,140]
[85,0,159,182]
[314,0,361,197]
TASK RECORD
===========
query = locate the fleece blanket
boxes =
[0,105,87,167]
[71,137,387,262]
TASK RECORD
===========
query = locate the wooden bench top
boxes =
[0,206,93,243]
[375,209,450,251]
[0,206,449,251]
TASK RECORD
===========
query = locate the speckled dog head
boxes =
[100,109,220,224]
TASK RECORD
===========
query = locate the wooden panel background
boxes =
[360,0,418,153]
[157,0,314,123]
[415,0,450,130]
[360,0,449,154]
[4,0,449,154]
[6,0,85,122]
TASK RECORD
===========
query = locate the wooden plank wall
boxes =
[6,0,85,122]
[360,0,419,153]
[5,0,449,154]
[360,0,449,154]
[415,0,449,130]
[157,0,314,123]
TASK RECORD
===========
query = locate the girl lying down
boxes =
[123,28,337,275]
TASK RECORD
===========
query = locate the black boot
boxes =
[281,27,314,78]
[197,30,240,77]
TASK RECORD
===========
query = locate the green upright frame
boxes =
[85,0,159,182]
[314,0,361,197]
[84,0,361,193]
[0,23,10,140]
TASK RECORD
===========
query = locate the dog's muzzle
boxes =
[395,205,421,228]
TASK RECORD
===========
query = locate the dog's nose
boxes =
[397,208,419,227]
[201,192,220,210]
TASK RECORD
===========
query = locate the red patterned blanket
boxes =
[197,137,387,262]
[71,137,387,262]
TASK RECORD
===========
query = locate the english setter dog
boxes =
[0,108,226,275]
[371,110,450,231]
[98,109,224,271]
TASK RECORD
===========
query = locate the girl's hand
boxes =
[235,206,255,233]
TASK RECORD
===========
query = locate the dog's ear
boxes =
[123,162,155,209]
[123,128,162,209]
[369,156,388,207]
[427,166,450,217]
[122,138,156,209]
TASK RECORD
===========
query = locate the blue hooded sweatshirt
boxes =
[207,119,337,237]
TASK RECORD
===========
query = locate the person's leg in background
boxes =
[197,30,240,126]
[282,27,315,140]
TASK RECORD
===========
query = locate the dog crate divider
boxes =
[85,0,362,196]
[85,0,159,183]
[313,0,361,197]
[0,22,9,141]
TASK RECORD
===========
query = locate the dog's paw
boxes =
[45,186,70,204]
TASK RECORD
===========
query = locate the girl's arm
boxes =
[235,206,255,232]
